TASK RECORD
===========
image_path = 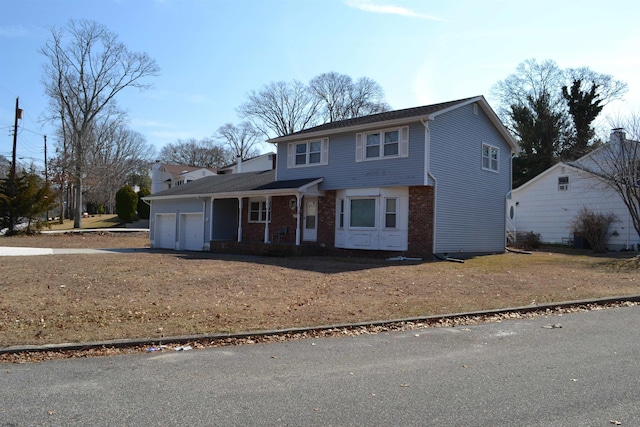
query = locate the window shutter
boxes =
[400,126,409,158]
[355,133,363,163]
[321,138,329,165]
[287,143,294,168]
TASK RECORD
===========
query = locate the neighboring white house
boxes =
[151,163,218,194]
[508,130,640,251]
[217,153,276,174]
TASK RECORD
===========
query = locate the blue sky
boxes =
[1,0,639,169]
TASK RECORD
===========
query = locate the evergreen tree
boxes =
[115,185,138,223]
[561,79,604,160]
[0,170,56,234]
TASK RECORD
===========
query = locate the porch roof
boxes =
[144,170,323,200]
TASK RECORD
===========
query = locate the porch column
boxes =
[263,196,271,243]
[209,198,214,242]
[237,197,243,243]
[295,195,302,246]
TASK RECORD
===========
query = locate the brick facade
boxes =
[407,186,434,258]
[217,187,434,259]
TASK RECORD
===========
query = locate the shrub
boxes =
[523,231,541,250]
[115,185,138,223]
[571,207,617,253]
[137,187,151,220]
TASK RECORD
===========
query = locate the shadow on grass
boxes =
[171,250,426,274]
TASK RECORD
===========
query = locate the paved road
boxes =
[2,306,640,426]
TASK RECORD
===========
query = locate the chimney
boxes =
[237,155,242,173]
[611,128,626,143]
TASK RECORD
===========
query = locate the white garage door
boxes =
[180,213,204,251]
[155,214,176,249]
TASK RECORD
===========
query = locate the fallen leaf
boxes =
[609,421,622,425]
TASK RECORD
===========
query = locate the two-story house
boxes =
[144,96,519,258]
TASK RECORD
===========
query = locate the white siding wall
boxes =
[510,165,639,250]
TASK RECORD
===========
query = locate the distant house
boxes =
[150,163,217,194]
[144,96,519,258]
[507,129,640,251]
[217,152,276,174]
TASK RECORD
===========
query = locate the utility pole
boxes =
[44,134,49,221]
[8,97,22,234]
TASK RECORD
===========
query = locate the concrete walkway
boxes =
[0,246,151,256]
[0,228,150,256]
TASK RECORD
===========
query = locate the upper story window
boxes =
[287,138,329,168]
[296,140,322,165]
[248,199,270,223]
[482,143,499,172]
[356,126,409,162]
[558,176,569,191]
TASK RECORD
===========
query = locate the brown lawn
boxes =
[1,232,639,348]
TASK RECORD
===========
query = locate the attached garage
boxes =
[154,213,176,249]
[179,213,204,251]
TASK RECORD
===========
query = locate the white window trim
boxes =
[383,197,398,230]
[248,199,271,223]
[287,138,329,168]
[558,176,569,191]
[482,143,499,173]
[348,197,377,229]
[356,126,409,162]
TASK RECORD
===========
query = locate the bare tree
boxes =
[575,126,640,243]
[159,138,232,168]
[237,80,321,137]
[41,19,159,228]
[215,122,262,160]
[309,72,390,122]
[83,118,155,213]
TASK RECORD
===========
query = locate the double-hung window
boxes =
[365,130,399,159]
[288,138,328,168]
[482,143,499,172]
[248,199,270,223]
[384,198,397,229]
[295,140,322,165]
[356,127,408,162]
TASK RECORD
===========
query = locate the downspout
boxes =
[237,197,243,243]
[264,196,271,243]
[202,198,207,250]
[421,117,437,257]
[209,198,214,242]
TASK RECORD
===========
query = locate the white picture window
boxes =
[350,198,376,228]
[558,176,569,191]
[248,199,270,223]
[482,143,499,172]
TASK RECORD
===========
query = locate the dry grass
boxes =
[1,232,639,348]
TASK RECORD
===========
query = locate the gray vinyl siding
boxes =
[150,197,210,244]
[429,103,511,254]
[276,124,426,190]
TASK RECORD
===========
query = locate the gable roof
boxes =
[159,163,217,176]
[268,95,520,153]
[144,169,323,200]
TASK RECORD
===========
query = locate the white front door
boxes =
[303,197,318,242]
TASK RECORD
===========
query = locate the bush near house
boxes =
[571,207,617,253]
[137,187,151,220]
[115,185,138,223]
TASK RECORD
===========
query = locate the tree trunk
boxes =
[74,175,82,228]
